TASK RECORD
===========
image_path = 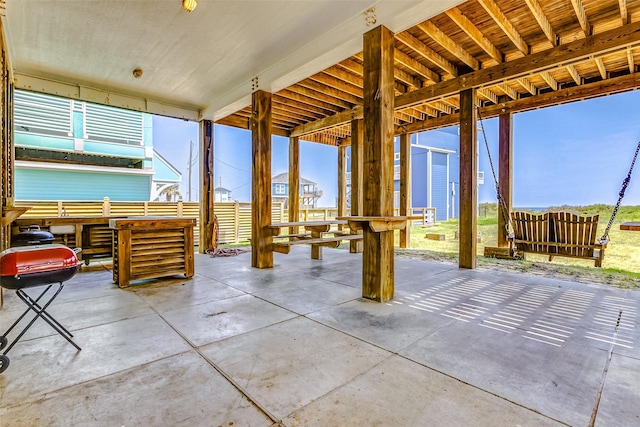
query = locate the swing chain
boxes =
[600,138,640,244]
[476,107,513,237]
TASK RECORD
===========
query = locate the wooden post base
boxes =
[362,229,394,302]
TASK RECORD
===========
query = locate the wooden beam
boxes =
[517,77,537,95]
[395,31,458,77]
[570,0,591,38]
[619,0,629,25]
[478,0,529,55]
[350,118,364,253]
[304,76,361,105]
[399,133,411,248]
[398,72,640,134]
[498,113,512,248]
[288,84,351,111]
[417,21,480,70]
[594,57,607,80]
[396,20,640,110]
[323,65,363,89]
[199,119,215,254]
[494,82,518,100]
[393,50,441,84]
[459,88,477,269]
[288,136,300,236]
[628,47,635,74]
[445,7,503,64]
[290,106,362,138]
[276,89,341,115]
[362,25,395,302]
[251,90,273,268]
[540,71,558,90]
[566,64,582,85]
[524,0,557,47]
[478,88,498,104]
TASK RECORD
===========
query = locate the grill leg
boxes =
[2,282,81,356]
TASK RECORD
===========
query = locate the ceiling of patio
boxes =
[3,0,464,120]
[4,0,640,145]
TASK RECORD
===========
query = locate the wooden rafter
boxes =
[619,0,629,25]
[594,57,607,80]
[524,0,557,47]
[427,101,453,115]
[395,31,458,77]
[445,7,503,64]
[281,87,345,114]
[393,50,440,83]
[274,91,334,116]
[296,80,358,107]
[478,88,498,104]
[627,47,635,74]
[570,0,591,38]
[399,73,640,135]
[308,74,362,102]
[494,82,518,100]
[539,71,558,90]
[396,21,640,110]
[322,66,363,89]
[412,104,439,118]
[566,64,582,85]
[516,77,537,95]
[477,0,529,56]
[416,21,480,70]
[440,97,460,109]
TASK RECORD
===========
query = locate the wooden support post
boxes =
[362,25,395,302]
[288,136,300,237]
[459,88,478,269]
[337,143,347,231]
[199,119,215,254]
[399,133,411,248]
[350,118,364,253]
[251,90,273,268]
[498,113,513,247]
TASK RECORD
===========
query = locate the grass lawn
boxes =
[393,204,640,290]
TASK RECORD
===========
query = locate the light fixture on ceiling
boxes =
[182,0,197,12]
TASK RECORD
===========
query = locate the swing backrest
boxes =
[551,212,599,258]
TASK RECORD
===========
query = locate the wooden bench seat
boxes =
[272,234,362,255]
[268,220,360,259]
[510,211,606,267]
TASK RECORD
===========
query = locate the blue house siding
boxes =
[411,147,428,208]
[15,168,151,201]
[431,152,449,221]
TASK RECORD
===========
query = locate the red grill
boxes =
[0,244,82,373]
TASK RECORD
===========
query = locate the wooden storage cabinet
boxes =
[109,217,195,288]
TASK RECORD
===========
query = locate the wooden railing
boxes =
[13,200,435,245]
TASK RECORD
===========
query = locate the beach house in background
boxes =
[271,172,323,209]
[214,187,232,202]
[13,90,181,202]
[347,128,460,222]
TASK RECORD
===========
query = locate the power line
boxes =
[215,158,250,174]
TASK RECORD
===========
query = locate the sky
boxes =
[152,89,640,208]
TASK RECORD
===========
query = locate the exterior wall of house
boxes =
[13,89,168,201]
[15,167,151,201]
[351,128,460,221]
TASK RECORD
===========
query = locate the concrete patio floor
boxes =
[0,246,638,426]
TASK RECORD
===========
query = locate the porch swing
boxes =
[478,107,640,267]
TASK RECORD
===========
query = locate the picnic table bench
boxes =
[268,220,362,259]
[620,222,640,231]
